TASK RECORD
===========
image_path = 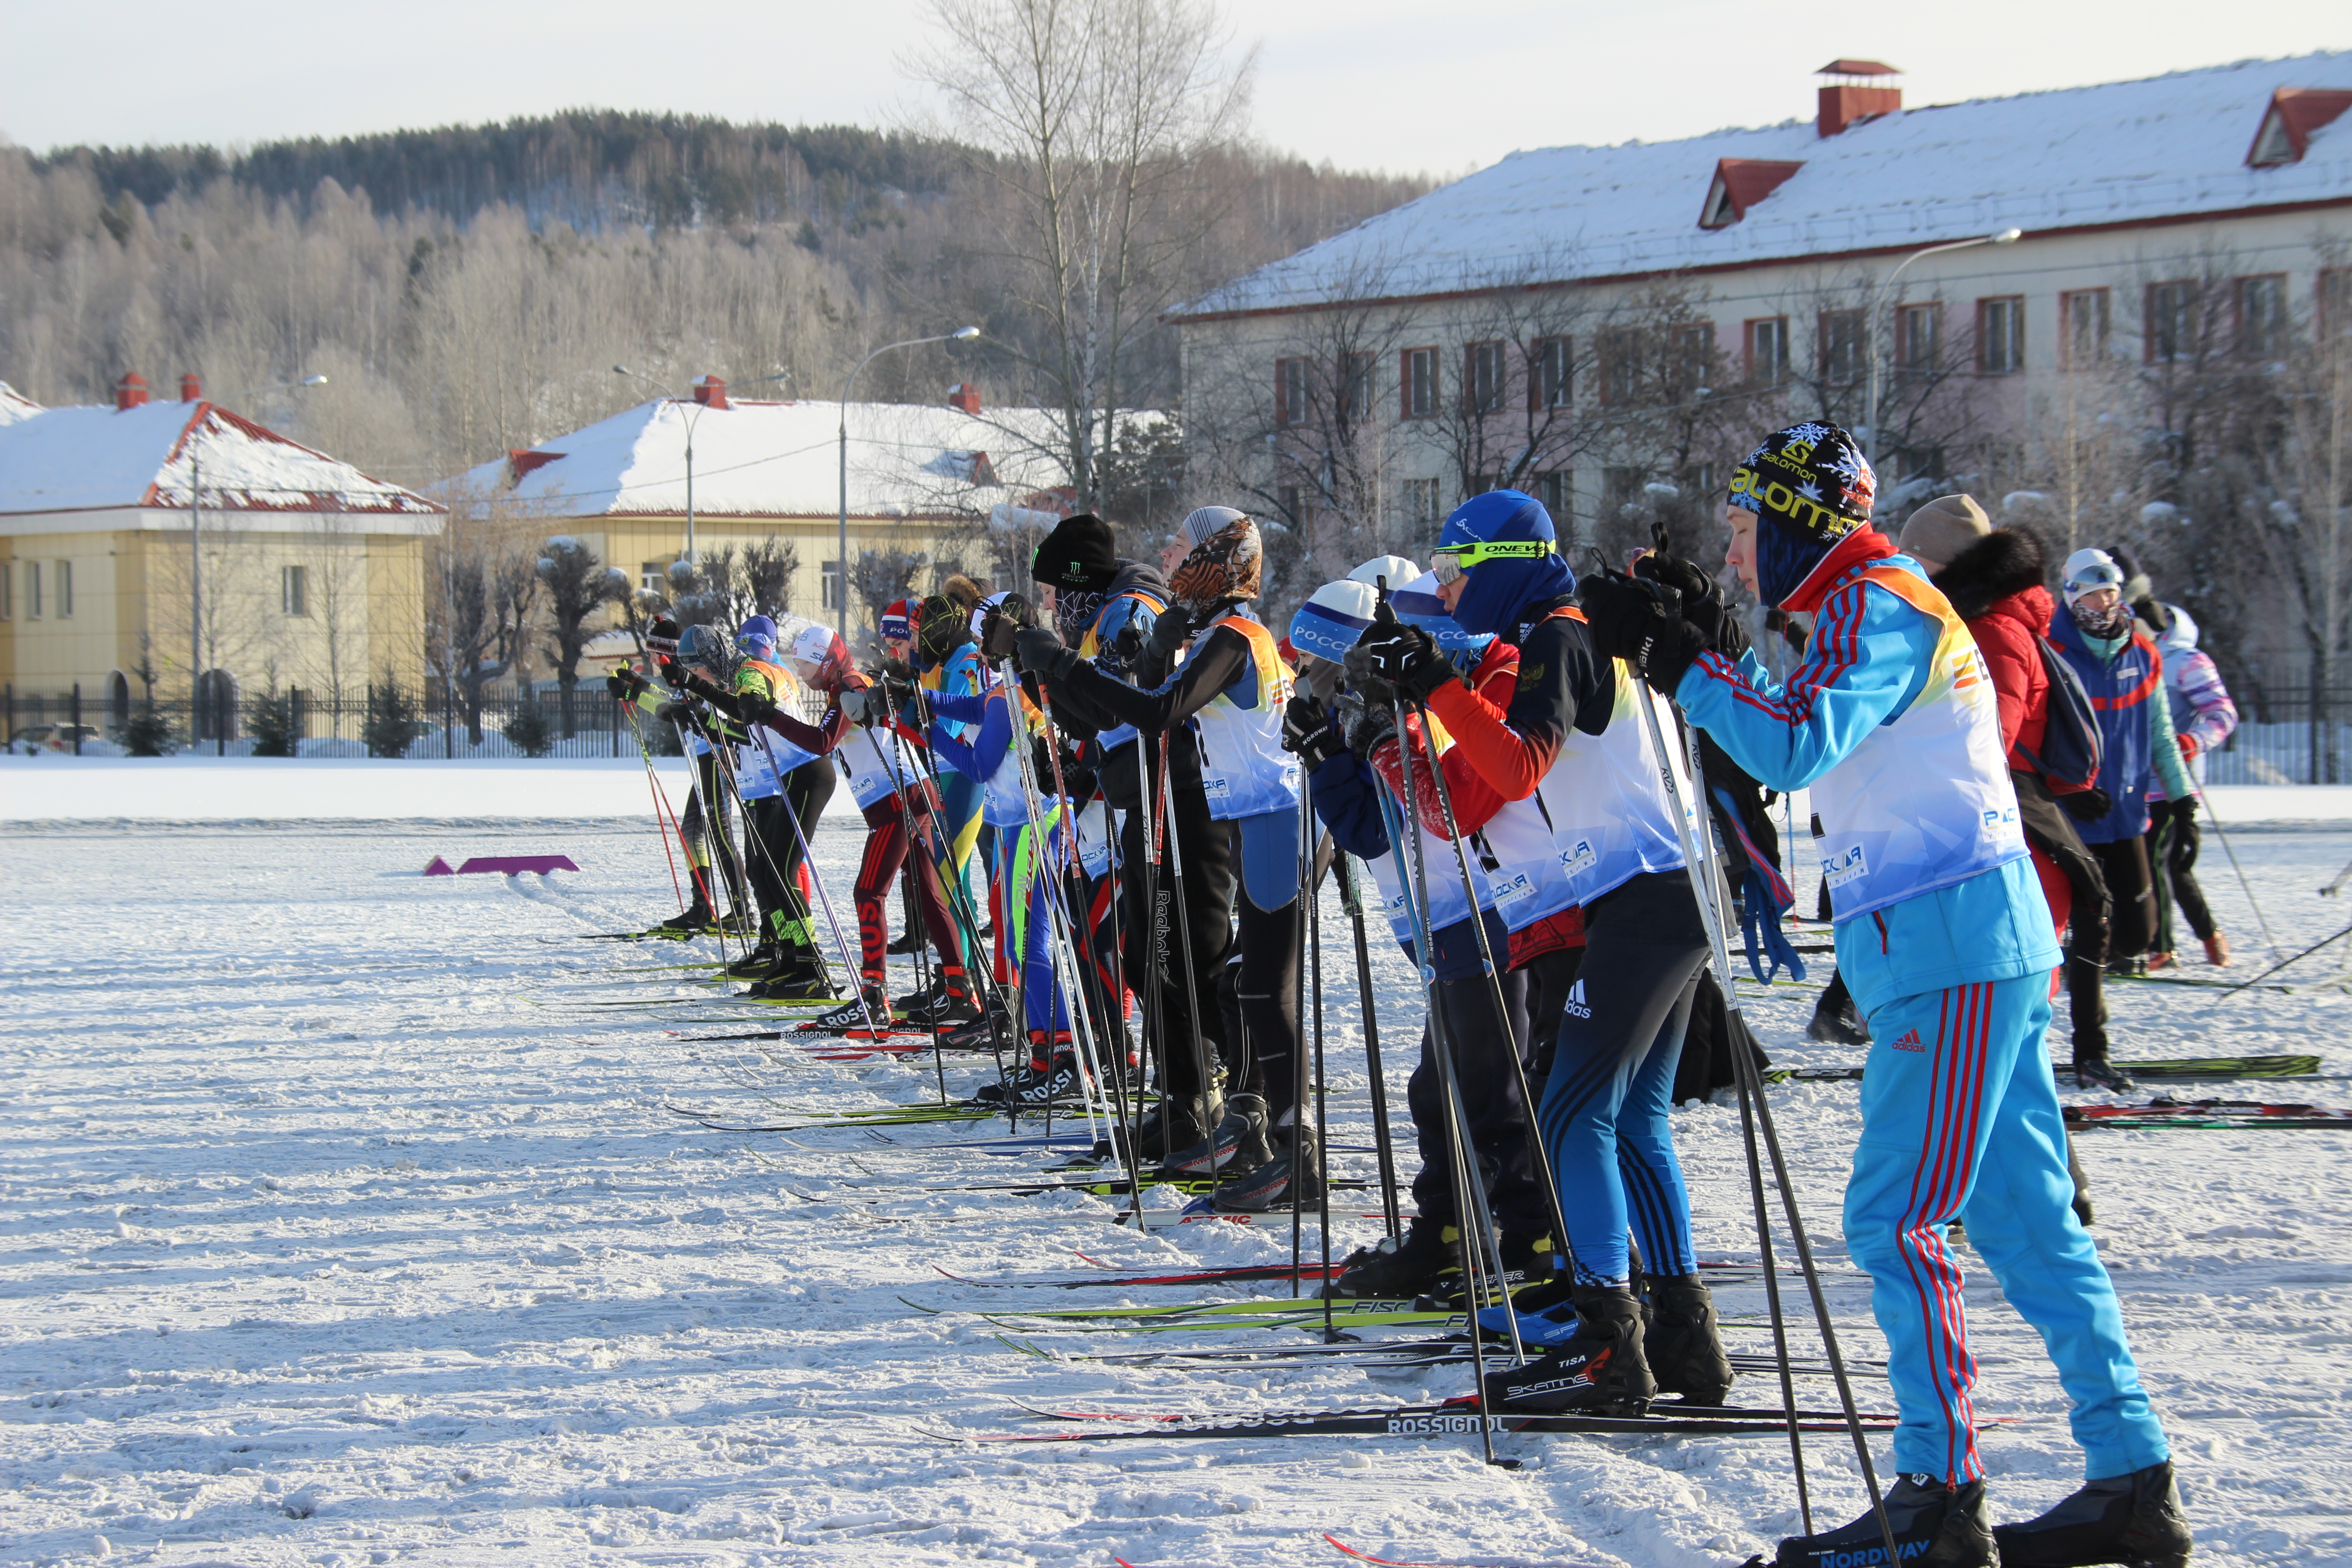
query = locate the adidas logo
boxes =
[1891,1028,1925,1053]
[1563,978,1592,1019]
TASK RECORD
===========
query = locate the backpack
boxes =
[2019,634,2103,794]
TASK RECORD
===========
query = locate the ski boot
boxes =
[804,985,892,1035]
[659,892,716,933]
[1482,1283,1654,1416]
[1153,1093,1271,1180]
[1993,1460,2191,1568]
[749,959,843,1004]
[939,1002,1013,1054]
[1096,1096,1207,1166]
[1643,1273,1734,1406]
[2074,1054,2136,1093]
[975,1051,1087,1107]
[725,940,780,980]
[2105,954,2148,979]
[719,908,760,939]
[1424,1231,1558,1310]
[1216,1123,1322,1212]
[1324,1216,1458,1300]
[886,927,925,956]
[900,979,979,1029]
[1773,1474,1996,1568]
[2202,931,2232,968]
[1807,978,1872,1046]
[2145,950,2178,972]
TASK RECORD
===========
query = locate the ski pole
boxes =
[2195,791,2281,962]
[1150,728,1226,1142]
[1635,683,1895,1563]
[1336,851,1404,1237]
[1306,822,1339,1338]
[1292,760,1315,1290]
[2215,916,2352,997]
[751,725,884,1042]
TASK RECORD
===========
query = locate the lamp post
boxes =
[614,367,792,581]
[188,374,327,752]
[1863,228,2022,471]
[838,328,981,646]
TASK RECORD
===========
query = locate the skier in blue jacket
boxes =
[1578,422,2188,1568]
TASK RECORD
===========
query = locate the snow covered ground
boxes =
[4,761,2349,1566]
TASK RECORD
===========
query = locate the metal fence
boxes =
[2,683,827,760]
[2197,681,2352,786]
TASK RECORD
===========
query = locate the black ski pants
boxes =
[2146,797,2217,950]
[2013,769,2114,1058]
[2089,834,2158,962]
[1110,740,1233,1100]
[682,751,745,911]
[1406,906,1548,1241]
[744,758,835,956]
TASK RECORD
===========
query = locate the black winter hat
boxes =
[1030,513,1119,593]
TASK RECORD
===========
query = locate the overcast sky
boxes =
[2,0,2344,177]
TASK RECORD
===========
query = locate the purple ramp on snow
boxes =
[454,854,579,876]
[423,856,457,876]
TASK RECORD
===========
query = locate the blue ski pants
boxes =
[1849,973,2169,1482]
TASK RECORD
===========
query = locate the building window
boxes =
[26,561,42,619]
[1532,469,1571,523]
[1275,356,1309,428]
[1818,309,1864,385]
[0,562,11,621]
[2237,274,2288,359]
[1977,297,2024,374]
[1744,318,1788,385]
[2060,289,2109,367]
[1278,484,1303,522]
[1532,337,1572,409]
[1896,304,1940,373]
[821,559,844,611]
[1400,348,1438,420]
[282,564,309,617]
[2323,269,2352,341]
[1399,478,1442,526]
[1338,352,1373,424]
[1597,329,1642,407]
[1666,323,1714,398]
[53,561,71,619]
[1465,340,1506,415]
[2146,280,2199,363]
[641,559,669,593]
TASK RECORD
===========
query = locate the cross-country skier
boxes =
[1349,490,1732,1415]
[607,617,744,934]
[1578,421,2187,1568]
[1015,510,1300,1186]
[2142,603,2237,969]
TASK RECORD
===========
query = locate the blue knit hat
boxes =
[1434,490,1576,638]
[1288,579,1377,664]
[734,613,779,662]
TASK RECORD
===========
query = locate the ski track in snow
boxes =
[2,794,2349,1567]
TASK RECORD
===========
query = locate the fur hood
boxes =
[1931,527,2048,622]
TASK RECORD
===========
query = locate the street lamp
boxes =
[614,367,791,588]
[1863,228,2022,471]
[188,373,328,752]
[838,327,981,646]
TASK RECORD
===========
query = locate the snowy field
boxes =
[3,758,2349,1567]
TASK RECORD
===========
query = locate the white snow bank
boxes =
[0,754,870,823]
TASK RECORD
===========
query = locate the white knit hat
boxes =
[1348,555,1419,590]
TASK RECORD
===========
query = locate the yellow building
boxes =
[447,377,1067,642]
[0,374,444,728]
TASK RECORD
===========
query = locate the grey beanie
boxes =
[1898,494,1992,568]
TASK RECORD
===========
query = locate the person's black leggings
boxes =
[2146,797,2216,951]
[744,758,836,956]
[2012,770,2114,1058]
[1112,744,1232,1100]
[681,751,745,910]
[1405,907,1547,1241]
[2088,833,2158,962]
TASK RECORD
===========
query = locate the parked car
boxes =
[7,723,103,754]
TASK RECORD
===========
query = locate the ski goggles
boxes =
[1428,537,1554,580]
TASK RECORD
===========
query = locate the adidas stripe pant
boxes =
[1848,974,2168,1482]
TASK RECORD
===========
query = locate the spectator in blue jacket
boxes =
[2048,550,2194,1020]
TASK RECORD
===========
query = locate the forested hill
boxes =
[32,113,982,234]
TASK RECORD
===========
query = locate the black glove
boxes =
[1281,691,1344,769]
[1336,689,1397,761]
[605,668,643,704]
[1577,570,1709,696]
[1351,621,1456,704]
[1062,752,1099,802]
[1014,625,1079,682]
[653,699,688,725]
[1143,604,1195,667]
[980,602,1029,662]
[1637,552,1749,661]
[2061,786,2114,821]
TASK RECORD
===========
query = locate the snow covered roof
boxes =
[447,397,1070,521]
[0,397,443,519]
[0,383,41,428]
[1175,51,2352,319]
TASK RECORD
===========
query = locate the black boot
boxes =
[900,979,979,1028]
[1482,1283,1654,1415]
[2074,1055,2136,1093]
[725,939,779,979]
[1774,1474,1995,1568]
[1808,970,1871,1045]
[1215,1123,1322,1211]
[1992,1460,2190,1568]
[660,890,716,932]
[803,985,891,1034]
[1153,1093,1270,1179]
[748,955,841,1002]
[1097,1096,1207,1165]
[1424,1231,1558,1310]
[1325,1215,1458,1300]
[1644,1273,1735,1406]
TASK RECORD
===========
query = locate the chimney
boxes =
[179,372,203,403]
[947,382,981,415]
[691,374,728,410]
[1816,59,1901,137]
[113,372,151,411]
